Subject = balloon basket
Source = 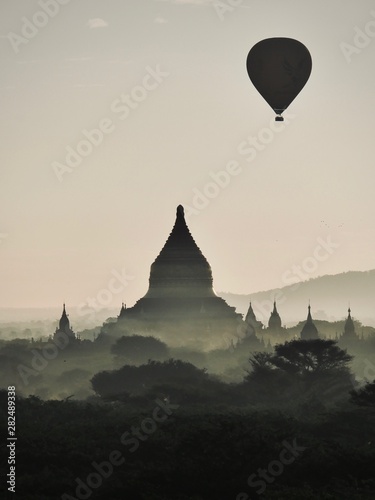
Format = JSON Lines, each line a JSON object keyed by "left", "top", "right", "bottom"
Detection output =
{"left": 275, "top": 116, "right": 284, "bottom": 122}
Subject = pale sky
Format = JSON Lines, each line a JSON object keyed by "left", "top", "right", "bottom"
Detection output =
{"left": 1, "top": 0, "right": 374, "bottom": 313}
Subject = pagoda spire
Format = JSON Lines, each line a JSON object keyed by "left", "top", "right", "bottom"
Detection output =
{"left": 343, "top": 306, "right": 356, "bottom": 338}
{"left": 59, "top": 303, "right": 69, "bottom": 331}
{"left": 300, "top": 303, "right": 319, "bottom": 340}
{"left": 245, "top": 302, "right": 256, "bottom": 322}
{"left": 158, "top": 205, "right": 200, "bottom": 252}
{"left": 268, "top": 300, "right": 282, "bottom": 329}
{"left": 307, "top": 304, "right": 312, "bottom": 322}
{"left": 144, "top": 205, "right": 216, "bottom": 299}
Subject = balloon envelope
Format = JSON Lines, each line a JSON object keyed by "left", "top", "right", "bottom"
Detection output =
{"left": 246, "top": 38, "right": 312, "bottom": 118}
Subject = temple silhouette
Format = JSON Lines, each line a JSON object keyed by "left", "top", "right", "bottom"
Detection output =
{"left": 106, "top": 205, "right": 249, "bottom": 347}
{"left": 89, "top": 205, "right": 368, "bottom": 351}
{"left": 53, "top": 303, "right": 77, "bottom": 343}
{"left": 338, "top": 307, "right": 363, "bottom": 348}
{"left": 300, "top": 304, "right": 319, "bottom": 340}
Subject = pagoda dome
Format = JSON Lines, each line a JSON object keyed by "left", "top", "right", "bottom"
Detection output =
{"left": 268, "top": 301, "right": 282, "bottom": 329}
{"left": 144, "top": 205, "right": 216, "bottom": 299}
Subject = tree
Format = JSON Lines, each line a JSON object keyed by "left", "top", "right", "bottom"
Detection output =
{"left": 110, "top": 335, "right": 170, "bottom": 365}
{"left": 350, "top": 380, "right": 375, "bottom": 407}
{"left": 245, "top": 352, "right": 276, "bottom": 379}
{"left": 271, "top": 339, "right": 353, "bottom": 375}
{"left": 244, "top": 340, "right": 354, "bottom": 406}
{"left": 91, "top": 359, "right": 209, "bottom": 399}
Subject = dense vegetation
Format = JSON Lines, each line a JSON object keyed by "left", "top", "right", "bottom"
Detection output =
{"left": 1, "top": 391, "right": 375, "bottom": 499}
{"left": 1, "top": 337, "right": 375, "bottom": 498}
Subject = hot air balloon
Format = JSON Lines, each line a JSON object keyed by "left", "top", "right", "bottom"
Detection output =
{"left": 246, "top": 38, "right": 312, "bottom": 121}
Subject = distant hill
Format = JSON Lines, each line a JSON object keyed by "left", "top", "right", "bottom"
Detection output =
{"left": 219, "top": 270, "right": 375, "bottom": 327}
{"left": 1, "top": 271, "right": 374, "bottom": 338}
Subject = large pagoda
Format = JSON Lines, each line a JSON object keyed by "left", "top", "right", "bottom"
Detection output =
{"left": 109, "top": 205, "right": 243, "bottom": 346}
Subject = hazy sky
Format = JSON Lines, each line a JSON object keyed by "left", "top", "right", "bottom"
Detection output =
{"left": 1, "top": 0, "right": 374, "bottom": 313}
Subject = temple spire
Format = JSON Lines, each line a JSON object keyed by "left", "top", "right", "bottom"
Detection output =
{"left": 245, "top": 301, "right": 263, "bottom": 336}
{"left": 245, "top": 302, "right": 256, "bottom": 322}
{"left": 268, "top": 300, "right": 282, "bottom": 329}
{"left": 176, "top": 204, "right": 184, "bottom": 218}
{"left": 343, "top": 306, "right": 356, "bottom": 339}
{"left": 59, "top": 303, "right": 69, "bottom": 330}
{"left": 56, "top": 303, "right": 75, "bottom": 340}
{"left": 307, "top": 304, "right": 312, "bottom": 322}
{"left": 144, "top": 205, "right": 215, "bottom": 299}
{"left": 300, "top": 303, "right": 319, "bottom": 340}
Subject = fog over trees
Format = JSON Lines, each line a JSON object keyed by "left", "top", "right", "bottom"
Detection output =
{"left": 1, "top": 307, "right": 375, "bottom": 500}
